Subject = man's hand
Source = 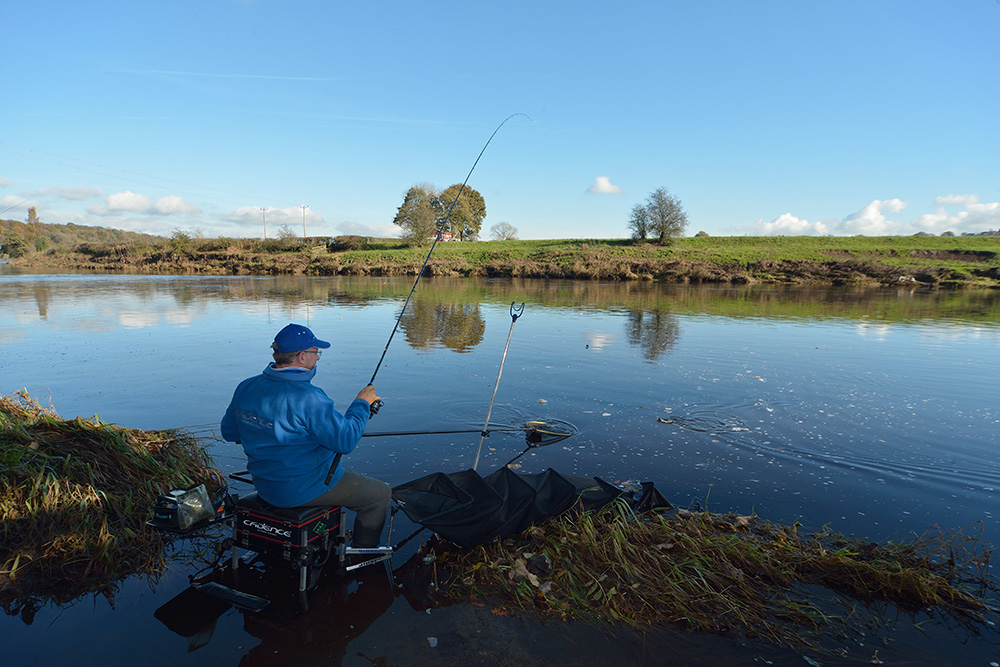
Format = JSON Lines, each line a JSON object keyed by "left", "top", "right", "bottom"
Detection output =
{"left": 356, "top": 384, "right": 380, "bottom": 406}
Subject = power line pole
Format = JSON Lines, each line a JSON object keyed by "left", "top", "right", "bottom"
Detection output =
{"left": 300, "top": 204, "right": 309, "bottom": 240}
{"left": 259, "top": 207, "right": 269, "bottom": 240}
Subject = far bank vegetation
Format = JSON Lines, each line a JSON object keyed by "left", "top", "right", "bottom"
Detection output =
{"left": 3, "top": 218, "right": 999, "bottom": 289}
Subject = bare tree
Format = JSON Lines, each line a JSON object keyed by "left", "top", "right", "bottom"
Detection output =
{"left": 627, "top": 203, "right": 650, "bottom": 240}
{"left": 490, "top": 221, "right": 518, "bottom": 241}
{"left": 645, "top": 187, "right": 687, "bottom": 243}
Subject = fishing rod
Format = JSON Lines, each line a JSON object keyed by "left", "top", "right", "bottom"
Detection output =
{"left": 472, "top": 302, "right": 524, "bottom": 471}
{"left": 364, "top": 426, "right": 530, "bottom": 438}
{"left": 365, "top": 112, "right": 528, "bottom": 399}
{"left": 323, "top": 113, "right": 527, "bottom": 486}
{"left": 364, "top": 417, "right": 576, "bottom": 445}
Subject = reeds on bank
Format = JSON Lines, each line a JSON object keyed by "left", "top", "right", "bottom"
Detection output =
{"left": 435, "top": 499, "right": 997, "bottom": 650}
{"left": 0, "top": 391, "right": 224, "bottom": 606}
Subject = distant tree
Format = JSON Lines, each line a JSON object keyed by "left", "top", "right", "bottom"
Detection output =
{"left": 1, "top": 233, "right": 28, "bottom": 258}
{"left": 437, "top": 184, "right": 486, "bottom": 241}
{"left": 169, "top": 228, "right": 191, "bottom": 255}
{"left": 277, "top": 223, "right": 297, "bottom": 240}
{"left": 695, "top": 230, "right": 710, "bottom": 237}
{"left": 393, "top": 183, "right": 439, "bottom": 243}
{"left": 645, "top": 187, "right": 687, "bottom": 243}
{"left": 490, "top": 221, "right": 518, "bottom": 241}
{"left": 328, "top": 235, "right": 370, "bottom": 251}
{"left": 627, "top": 203, "right": 651, "bottom": 240}
{"left": 27, "top": 207, "right": 40, "bottom": 226}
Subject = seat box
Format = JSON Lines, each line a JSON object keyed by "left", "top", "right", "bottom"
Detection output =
{"left": 234, "top": 492, "right": 341, "bottom": 562}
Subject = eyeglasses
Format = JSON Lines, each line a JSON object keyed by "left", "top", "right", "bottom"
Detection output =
{"left": 302, "top": 349, "right": 322, "bottom": 357}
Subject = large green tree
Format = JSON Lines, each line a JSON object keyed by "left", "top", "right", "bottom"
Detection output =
{"left": 392, "top": 183, "right": 439, "bottom": 243}
{"left": 393, "top": 183, "right": 487, "bottom": 242}
{"left": 436, "top": 184, "right": 486, "bottom": 241}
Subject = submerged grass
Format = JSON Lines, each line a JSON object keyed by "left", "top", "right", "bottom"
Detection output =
{"left": 0, "top": 391, "right": 224, "bottom": 607}
{"left": 432, "top": 500, "right": 997, "bottom": 651}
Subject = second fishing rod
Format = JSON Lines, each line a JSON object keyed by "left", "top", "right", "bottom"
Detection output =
{"left": 324, "top": 114, "right": 526, "bottom": 485}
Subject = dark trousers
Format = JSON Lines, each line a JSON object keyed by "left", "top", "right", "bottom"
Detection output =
{"left": 303, "top": 470, "right": 391, "bottom": 548}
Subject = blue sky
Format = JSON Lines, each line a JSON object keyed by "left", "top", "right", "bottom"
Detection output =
{"left": 2, "top": 1, "right": 998, "bottom": 240}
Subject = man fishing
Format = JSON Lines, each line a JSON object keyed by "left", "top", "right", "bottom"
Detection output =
{"left": 221, "top": 323, "right": 390, "bottom": 548}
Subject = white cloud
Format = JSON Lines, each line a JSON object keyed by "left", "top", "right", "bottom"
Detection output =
{"left": 0, "top": 176, "right": 11, "bottom": 188}
{"left": 152, "top": 195, "right": 200, "bottom": 215}
{"left": 750, "top": 195, "right": 999, "bottom": 237}
{"left": 933, "top": 194, "right": 979, "bottom": 207}
{"left": 338, "top": 219, "right": 396, "bottom": 237}
{"left": 221, "top": 205, "right": 325, "bottom": 232}
{"left": 753, "top": 213, "right": 832, "bottom": 236}
{"left": 88, "top": 190, "right": 152, "bottom": 215}
{"left": 841, "top": 199, "right": 908, "bottom": 235}
{"left": 221, "top": 205, "right": 276, "bottom": 227}
{"left": 1, "top": 196, "right": 44, "bottom": 220}
{"left": 87, "top": 190, "right": 201, "bottom": 218}
{"left": 586, "top": 176, "right": 623, "bottom": 194}
{"left": 28, "top": 186, "right": 104, "bottom": 201}
{"left": 914, "top": 200, "right": 1000, "bottom": 235}
{"left": 2, "top": 194, "right": 33, "bottom": 209}
{"left": 107, "top": 191, "right": 152, "bottom": 211}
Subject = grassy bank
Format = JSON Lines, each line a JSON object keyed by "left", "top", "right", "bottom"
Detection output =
{"left": 9, "top": 235, "right": 1000, "bottom": 288}
{"left": 417, "top": 501, "right": 998, "bottom": 655}
{"left": 0, "top": 392, "right": 224, "bottom": 610}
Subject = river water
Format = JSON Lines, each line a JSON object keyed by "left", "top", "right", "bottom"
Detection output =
{"left": 2, "top": 272, "right": 999, "bottom": 665}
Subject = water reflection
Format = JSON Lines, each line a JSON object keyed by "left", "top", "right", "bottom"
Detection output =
{"left": 624, "top": 309, "right": 680, "bottom": 359}
{"left": 33, "top": 284, "right": 50, "bottom": 318}
{"left": 5, "top": 275, "right": 1000, "bottom": 325}
{"left": 3, "top": 274, "right": 1000, "bottom": 665}
{"left": 155, "top": 562, "right": 397, "bottom": 665}
{"left": 399, "top": 300, "right": 485, "bottom": 352}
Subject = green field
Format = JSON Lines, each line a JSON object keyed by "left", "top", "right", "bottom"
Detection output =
{"left": 6, "top": 230, "right": 1000, "bottom": 288}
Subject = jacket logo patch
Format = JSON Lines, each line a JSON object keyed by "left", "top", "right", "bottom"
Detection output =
{"left": 236, "top": 408, "right": 273, "bottom": 431}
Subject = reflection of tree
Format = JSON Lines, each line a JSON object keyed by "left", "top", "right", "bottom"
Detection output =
{"left": 172, "top": 284, "right": 197, "bottom": 307}
{"left": 399, "top": 299, "right": 486, "bottom": 353}
{"left": 6, "top": 275, "right": 999, "bottom": 336}
{"left": 625, "top": 309, "right": 680, "bottom": 360}
{"left": 33, "top": 284, "right": 51, "bottom": 319}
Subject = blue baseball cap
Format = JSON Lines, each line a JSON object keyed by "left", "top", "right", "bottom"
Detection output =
{"left": 272, "top": 324, "right": 331, "bottom": 353}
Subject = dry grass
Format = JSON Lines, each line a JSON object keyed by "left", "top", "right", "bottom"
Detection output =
{"left": 430, "top": 500, "right": 997, "bottom": 650}
{"left": 0, "top": 391, "right": 224, "bottom": 607}
{"left": 14, "top": 235, "right": 1000, "bottom": 287}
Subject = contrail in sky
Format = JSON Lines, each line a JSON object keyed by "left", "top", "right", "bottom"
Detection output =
{"left": 118, "top": 69, "right": 340, "bottom": 82}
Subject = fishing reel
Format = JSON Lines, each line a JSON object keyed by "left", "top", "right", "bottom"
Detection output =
{"left": 369, "top": 399, "right": 383, "bottom": 419}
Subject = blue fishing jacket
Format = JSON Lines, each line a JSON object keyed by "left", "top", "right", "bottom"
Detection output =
{"left": 220, "top": 364, "right": 370, "bottom": 507}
